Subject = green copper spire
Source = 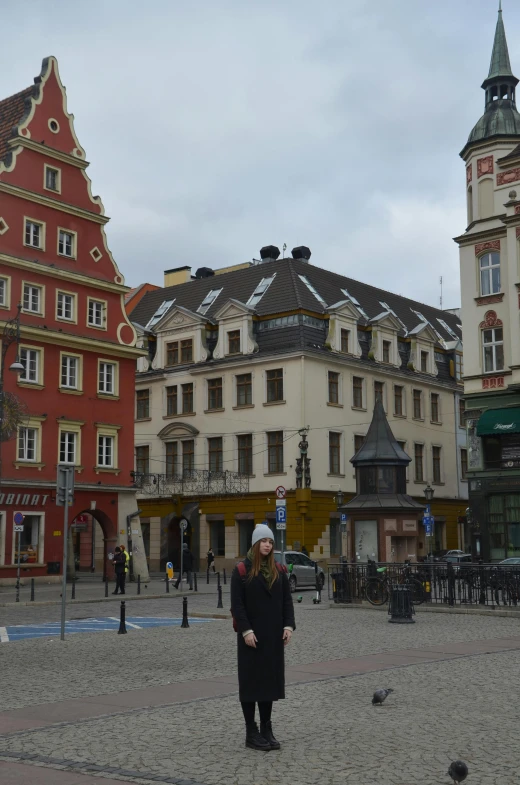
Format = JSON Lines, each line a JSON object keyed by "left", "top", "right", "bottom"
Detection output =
{"left": 487, "top": 2, "right": 513, "bottom": 80}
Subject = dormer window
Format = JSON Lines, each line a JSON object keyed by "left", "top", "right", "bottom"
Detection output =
{"left": 420, "top": 351, "right": 429, "bottom": 373}
{"left": 382, "top": 341, "right": 391, "bottom": 363}
{"left": 228, "top": 330, "right": 241, "bottom": 355}
{"left": 247, "top": 275, "right": 276, "bottom": 308}
{"left": 479, "top": 252, "right": 500, "bottom": 296}
{"left": 340, "top": 329, "right": 349, "bottom": 353}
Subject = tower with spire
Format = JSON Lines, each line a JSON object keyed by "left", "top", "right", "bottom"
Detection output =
{"left": 455, "top": 3, "right": 520, "bottom": 562}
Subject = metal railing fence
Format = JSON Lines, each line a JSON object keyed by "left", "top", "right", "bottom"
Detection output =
{"left": 328, "top": 561, "right": 520, "bottom": 609}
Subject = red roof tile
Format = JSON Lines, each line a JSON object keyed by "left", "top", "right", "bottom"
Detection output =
{"left": 0, "top": 86, "right": 34, "bottom": 163}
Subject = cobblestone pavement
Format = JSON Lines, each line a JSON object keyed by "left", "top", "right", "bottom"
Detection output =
{"left": 1, "top": 606, "right": 520, "bottom": 784}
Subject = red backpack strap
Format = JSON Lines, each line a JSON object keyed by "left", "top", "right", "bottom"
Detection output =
{"left": 237, "top": 561, "right": 247, "bottom": 577}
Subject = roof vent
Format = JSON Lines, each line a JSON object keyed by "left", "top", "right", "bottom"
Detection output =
{"left": 259, "top": 245, "right": 280, "bottom": 263}
{"left": 195, "top": 267, "right": 215, "bottom": 279}
{"left": 291, "top": 246, "right": 311, "bottom": 261}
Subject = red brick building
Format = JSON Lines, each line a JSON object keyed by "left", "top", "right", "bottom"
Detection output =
{"left": 0, "top": 57, "right": 144, "bottom": 582}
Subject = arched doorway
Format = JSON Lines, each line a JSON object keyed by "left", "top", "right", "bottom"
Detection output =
{"left": 71, "top": 508, "right": 117, "bottom": 580}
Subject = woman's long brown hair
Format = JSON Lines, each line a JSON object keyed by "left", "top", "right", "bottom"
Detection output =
{"left": 248, "top": 540, "right": 279, "bottom": 588}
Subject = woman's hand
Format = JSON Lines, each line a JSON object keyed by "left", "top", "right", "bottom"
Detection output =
{"left": 244, "top": 632, "right": 258, "bottom": 648}
{"left": 283, "top": 629, "right": 292, "bottom": 646}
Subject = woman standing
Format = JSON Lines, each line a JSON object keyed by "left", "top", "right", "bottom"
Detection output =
{"left": 207, "top": 547, "right": 216, "bottom": 573}
{"left": 230, "top": 524, "right": 295, "bottom": 751}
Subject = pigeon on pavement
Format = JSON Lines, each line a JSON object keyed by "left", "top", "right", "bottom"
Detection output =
{"left": 447, "top": 761, "right": 468, "bottom": 783}
{"left": 372, "top": 688, "right": 394, "bottom": 706}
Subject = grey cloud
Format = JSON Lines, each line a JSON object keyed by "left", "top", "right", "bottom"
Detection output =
{"left": 1, "top": 0, "right": 516, "bottom": 310}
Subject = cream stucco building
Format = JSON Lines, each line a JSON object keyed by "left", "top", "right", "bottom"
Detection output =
{"left": 129, "top": 246, "right": 467, "bottom": 572}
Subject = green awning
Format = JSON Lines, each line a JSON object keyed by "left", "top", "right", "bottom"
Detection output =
{"left": 477, "top": 408, "right": 520, "bottom": 436}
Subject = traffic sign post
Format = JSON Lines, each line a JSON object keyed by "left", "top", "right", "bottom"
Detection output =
{"left": 13, "top": 512, "right": 25, "bottom": 603}
{"left": 57, "top": 464, "right": 75, "bottom": 641}
{"left": 275, "top": 494, "right": 287, "bottom": 564}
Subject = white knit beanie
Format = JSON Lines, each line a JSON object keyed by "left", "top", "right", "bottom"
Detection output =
{"left": 251, "top": 523, "right": 275, "bottom": 547}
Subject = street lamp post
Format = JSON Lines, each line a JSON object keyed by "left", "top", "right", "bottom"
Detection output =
{"left": 0, "top": 305, "right": 25, "bottom": 602}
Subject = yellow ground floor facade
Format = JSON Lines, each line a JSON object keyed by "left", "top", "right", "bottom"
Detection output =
{"left": 137, "top": 490, "right": 467, "bottom": 573}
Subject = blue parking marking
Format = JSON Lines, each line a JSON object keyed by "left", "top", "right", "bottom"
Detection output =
{"left": 0, "top": 616, "right": 219, "bottom": 642}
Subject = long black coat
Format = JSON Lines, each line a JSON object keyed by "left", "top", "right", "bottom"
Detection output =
{"left": 231, "top": 559, "right": 296, "bottom": 703}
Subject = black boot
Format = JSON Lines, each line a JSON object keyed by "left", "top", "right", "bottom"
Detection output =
{"left": 260, "top": 721, "right": 280, "bottom": 750}
{"left": 245, "top": 722, "right": 271, "bottom": 751}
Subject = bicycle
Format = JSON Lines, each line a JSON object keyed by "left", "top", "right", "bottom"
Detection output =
{"left": 365, "top": 565, "right": 426, "bottom": 606}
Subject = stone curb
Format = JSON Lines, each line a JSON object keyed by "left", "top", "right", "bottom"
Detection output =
{"left": 329, "top": 600, "right": 520, "bottom": 618}
{"left": 0, "top": 592, "right": 230, "bottom": 609}
{"left": 0, "top": 753, "right": 207, "bottom": 785}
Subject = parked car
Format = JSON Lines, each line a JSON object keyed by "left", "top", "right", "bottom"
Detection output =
{"left": 498, "top": 557, "right": 520, "bottom": 566}
{"left": 442, "top": 553, "right": 473, "bottom": 574}
{"left": 274, "top": 550, "right": 325, "bottom": 592}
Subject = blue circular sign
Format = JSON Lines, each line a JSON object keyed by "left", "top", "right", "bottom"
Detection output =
{"left": 13, "top": 512, "right": 24, "bottom": 524}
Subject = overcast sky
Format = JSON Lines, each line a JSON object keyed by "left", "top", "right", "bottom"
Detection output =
{"left": 1, "top": 0, "right": 516, "bottom": 309}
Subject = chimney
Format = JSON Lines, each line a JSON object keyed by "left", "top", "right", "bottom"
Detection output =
{"left": 164, "top": 266, "right": 192, "bottom": 286}
{"left": 259, "top": 245, "right": 281, "bottom": 263}
{"left": 291, "top": 246, "right": 311, "bottom": 262}
{"left": 195, "top": 267, "right": 215, "bottom": 279}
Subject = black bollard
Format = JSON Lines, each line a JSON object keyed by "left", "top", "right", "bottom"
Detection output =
{"left": 206, "top": 568, "right": 210, "bottom": 585}
{"left": 194, "top": 572, "right": 198, "bottom": 592}
{"left": 105, "top": 578, "right": 108, "bottom": 598}
{"left": 30, "top": 578, "right": 35, "bottom": 602}
{"left": 217, "top": 571, "right": 221, "bottom": 588}
{"left": 223, "top": 569, "right": 227, "bottom": 585}
{"left": 71, "top": 580, "right": 76, "bottom": 600}
{"left": 118, "top": 600, "right": 127, "bottom": 634}
{"left": 181, "top": 596, "right": 190, "bottom": 628}
{"left": 137, "top": 574, "right": 141, "bottom": 595}
{"left": 217, "top": 584, "right": 223, "bottom": 609}
{"left": 165, "top": 574, "right": 170, "bottom": 593}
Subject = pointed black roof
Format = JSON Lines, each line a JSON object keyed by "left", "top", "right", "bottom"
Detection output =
{"left": 351, "top": 399, "right": 411, "bottom": 467}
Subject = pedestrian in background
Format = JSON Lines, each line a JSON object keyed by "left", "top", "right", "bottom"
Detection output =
{"left": 120, "top": 544, "right": 130, "bottom": 576}
{"left": 230, "top": 524, "right": 295, "bottom": 752}
{"left": 112, "top": 546, "right": 126, "bottom": 595}
{"left": 174, "top": 543, "right": 194, "bottom": 590}
{"left": 207, "top": 547, "right": 216, "bottom": 573}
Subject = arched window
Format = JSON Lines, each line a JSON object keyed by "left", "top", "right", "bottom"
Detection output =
{"left": 479, "top": 252, "right": 500, "bottom": 295}
{"left": 478, "top": 178, "right": 494, "bottom": 218}
{"left": 467, "top": 185, "right": 473, "bottom": 224}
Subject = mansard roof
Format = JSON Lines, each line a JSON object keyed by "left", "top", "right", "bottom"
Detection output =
{"left": 131, "top": 256, "right": 462, "bottom": 346}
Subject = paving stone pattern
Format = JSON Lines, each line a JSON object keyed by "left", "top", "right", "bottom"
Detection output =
{"left": 1, "top": 603, "right": 520, "bottom": 783}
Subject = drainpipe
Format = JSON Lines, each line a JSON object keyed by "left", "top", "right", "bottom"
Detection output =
{"left": 127, "top": 509, "right": 142, "bottom": 582}
{"left": 454, "top": 394, "right": 462, "bottom": 549}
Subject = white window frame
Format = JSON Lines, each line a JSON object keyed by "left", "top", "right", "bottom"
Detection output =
{"left": 15, "top": 417, "right": 45, "bottom": 465}
{"left": 479, "top": 252, "right": 500, "bottom": 296}
{"left": 56, "top": 290, "right": 77, "bottom": 323}
{"left": 57, "top": 228, "right": 77, "bottom": 259}
{"left": 482, "top": 327, "right": 504, "bottom": 373}
{"left": 98, "top": 359, "right": 119, "bottom": 397}
{"left": 22, "top": 281, "right": 44, "bottom": 316}
{"left": 327, "top": 369, "right": 342, "bottom": 406}
{"left": 60, "top": 352, "right": 82, "bottom": 391}
{"left": 95, "top": 423, "right": 120, "bottom": 472}
{"left": 18, "top": 426, "right": 38, "bottom": 462}
{"left": 44, "top": 164, "right": 61, "bottom": 193}
{"left": 19, "top": 345, "right": 43, "bottom": 386}
{"left": 59, "top": 431, "right": 77, "bottom": 465}
{"left": 98, "top": 435, "right": 114, "bottom": 468}
{"left": 0, "top": 275, "right": 11, "bottom": 309}
{"left": 87, "top": 297, "right": 107, "bottom": 330}
{"left": 24, "top": 218, "right": 45, "bottom": 250}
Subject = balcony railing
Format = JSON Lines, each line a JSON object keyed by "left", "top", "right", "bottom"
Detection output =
{"left": 133, "top": 470, "right": 250, "bottom": 498}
